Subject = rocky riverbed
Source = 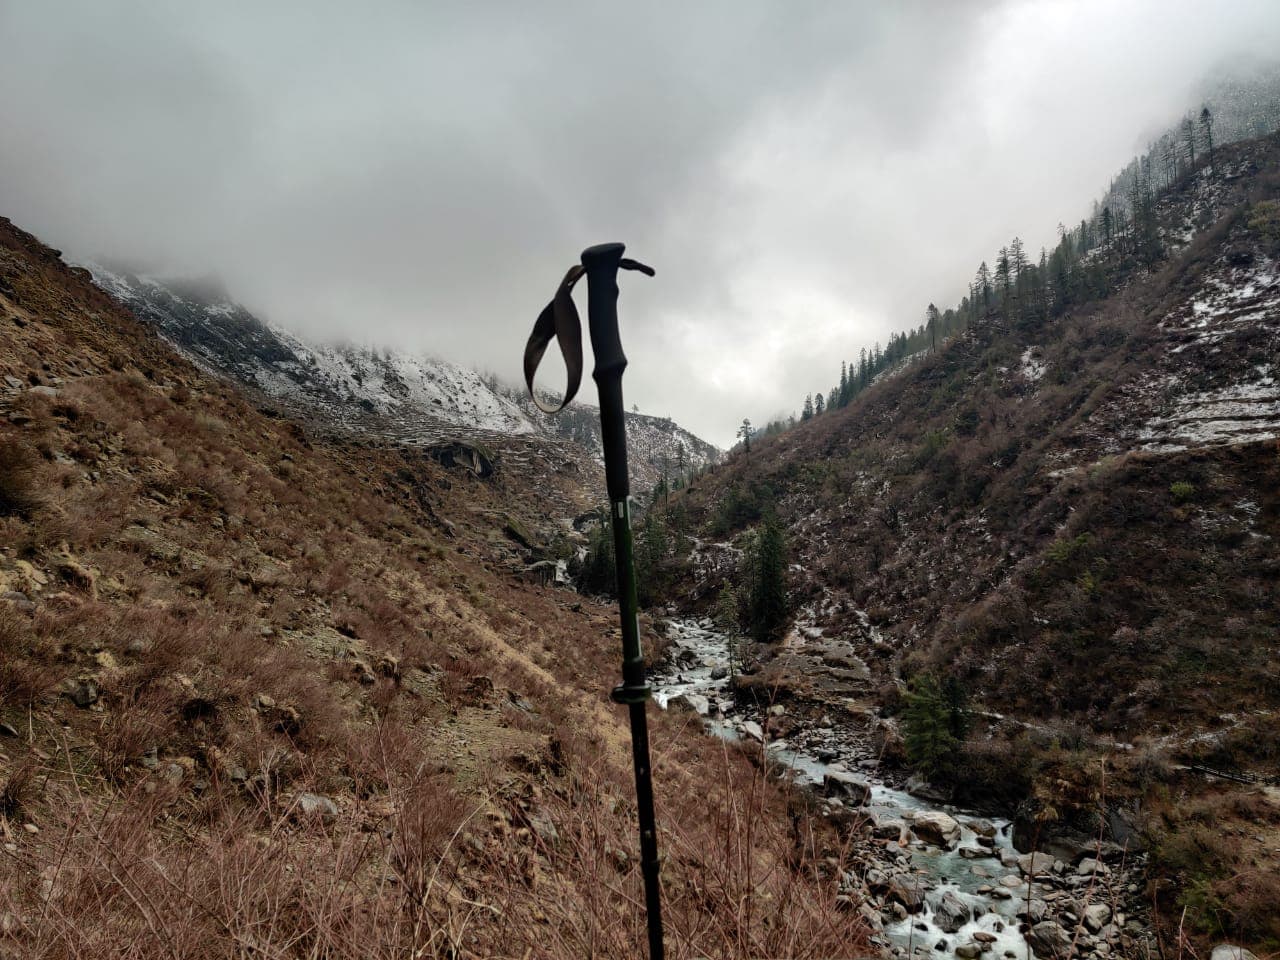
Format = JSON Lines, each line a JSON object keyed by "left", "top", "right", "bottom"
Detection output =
{"left": 652, "top": 618, "right": 1158, "bottom": 960}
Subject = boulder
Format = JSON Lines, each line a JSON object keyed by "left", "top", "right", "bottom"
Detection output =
{"left": 933, "top": 890, "right": 970, "bottom": 934}
{"left": 871, "top": 816, "right": 906, "bottom": 840}
{"left": 1083, "top": 903, "right": 1112, "bottom": 933}
{"left": 962, "top": 816, "right": 998, "bottom": 838}
{"left": 823, "top": 771, "right": 871, "bottom": 805}
{"left": 886, "top": 874, "right": 928, "bottom": 913}
{"left": 954, "top": 945, "right": 982, "bottom": 959}
{"left": 1076, "top": 857, "right": 1110, "bottom": 877}
{"left": 1210, "top": 948, "right": 1259, "bottom": 960}
{"left": 295, "top": 792, "right": 339, "bottom": 822}
{"left": 1018, "top": 851, "right": 1055, "bottom": 876}
{"left": 911, "top": 810, "right": 961, "bottom": 847}
{"left": 1029, "top": 921, "right": 1071, "bottom": 957}
{"left": 1016, "top": 898, "right": 1048, "bottom": 923}
{"left": 668, "top": 693, "right": 710, "bottom": 716}
{"left": 740, "top": 720, "right": 764, "bottom": 741}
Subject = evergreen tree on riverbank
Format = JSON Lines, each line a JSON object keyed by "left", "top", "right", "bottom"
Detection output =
{"left": 745, "top": 511, "right": 789, "bottom": 642}
{"left": 902, "top": 674, "right": 968, "bottom": 780}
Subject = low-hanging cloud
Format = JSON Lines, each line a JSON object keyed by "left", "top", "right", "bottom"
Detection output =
{"left": 1, "top": 0, "right": 1278, "bottom": 446}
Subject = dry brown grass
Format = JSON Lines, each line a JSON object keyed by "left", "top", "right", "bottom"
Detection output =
{"left": 0, "top": 214, "right": 874, "bottom": 957}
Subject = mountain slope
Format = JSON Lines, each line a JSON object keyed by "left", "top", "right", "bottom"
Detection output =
{"left": 82, "top": 264, "right": 718, "bottom": 491}
{"left": 670, "top": 132, "right": 1280, "bottom": 948}
{"left": 0, "top": 216, "right": 861, "bottom": 958}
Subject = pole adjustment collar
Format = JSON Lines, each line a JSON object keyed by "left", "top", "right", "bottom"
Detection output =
{"left": 610, "top": 682, "right": 652, "bottom": 705}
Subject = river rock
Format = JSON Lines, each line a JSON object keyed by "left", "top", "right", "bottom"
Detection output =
{"left": 669, "top": 693, "right": 710, "bottom": 716}
{"left": 740, "top": 720, "right": 764, "bottom": 741}
{"left": 904, "top": 774, "right": 949, "bottom": 803}
{"left": 934, "top": 890, "right": 970, "bottom": 933}
{"left": 1029, "top": 921, "right": 1071, "bottom": 956}
{"left": 962, "top": 816, "right": 998, "bottom": 838}
{"left": 1210, "top": 948, "right": 1259, "bottom": 960}
{"left": 872, "top": 815, "right": 907, "bottom": 840}
{"left": 911, "top": 810, "right": 960, "bottom": 847}
{"left": 1077, "top": 857, "right": 1109, "bottom": 876}
{"left": 710, "top": 667, "right": 728, "bottom": 680}
{"left": 1017, "top": 898, "right": 1048, "bottom": 923}
{"left": 886, "top": 874, "right": 928, "bottom": 913}
{"left": 954, "top": 945, "right": 982, "bottom": 959}
{"left": 1083, "top": 903, "right": 1112, "bottom": 933}
{"left": 823, "top": 771, "right": 870, "bottom": 805}
{"left": 1018, "top": 851, "right": 1055, "bottom": 876}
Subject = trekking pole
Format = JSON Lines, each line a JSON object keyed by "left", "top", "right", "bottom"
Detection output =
{"left": 523, "top": 242, "right": 663, "bottom": 960}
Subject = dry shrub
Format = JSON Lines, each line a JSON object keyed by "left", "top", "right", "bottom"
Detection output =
{"left": 474, "top": 736, "right": 871, "bottom": 959}
{"left": 0, "top": 434, "right": 42, "bottom": 517}
{"left": 0, "top": 604, "right": 62, "bottom": 705}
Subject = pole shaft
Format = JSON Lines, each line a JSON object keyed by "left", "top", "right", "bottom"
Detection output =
{"left": 582, "top": 242, "right": 664, "bottom": 960}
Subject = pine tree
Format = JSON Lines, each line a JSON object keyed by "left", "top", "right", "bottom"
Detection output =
{"left": 975, "top": 262, "right": 992, "bottom": 312}
{"left": 1183, "top": 114, "right": 1197, "bottom": 169}
{"left": 814, "top": 392, "right": 825, "bottom": 415}
{"left": 1009, "top": 237, "right": 1028, "bottom": 288}
{"left": 926, "top": 302, "right": 940, "bottom": 351}
{"left": 1200, "top": 106, "right": 1215, "bottom": 175}
{"left": 801, "top": 395, "right": 813, "bottom": 421}
{"left": 746, "top": 512, "right": 788, "bottom": 642}
{"left": 838, "top": 362, "right": 849, "bottom": 406}
{"left": 902, "top": 674, "right": 963, "bottom": 781}
{"left": 737, "top": 418, "right": 752, "bottom": 454}
{"left": 713, "top": 580, "right": 743, "bottom": 675}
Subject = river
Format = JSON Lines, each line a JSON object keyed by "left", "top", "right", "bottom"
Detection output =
{"left": 650, "top": 617, "right": 1128, "bottom": 960}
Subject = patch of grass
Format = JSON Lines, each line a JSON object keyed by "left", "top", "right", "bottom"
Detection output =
{"left": 0, "top": 435, "right": 42, "bottom": 517}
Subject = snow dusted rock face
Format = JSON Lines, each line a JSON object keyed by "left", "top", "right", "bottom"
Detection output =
{"left": 1080, "top": 238, "right": 1280, "bottom": 458}
{"left": 83, "top": 263, "right": 537, "bottom": 439}
{"left": 81, "top": 264, "right": 718, "bottom": 486}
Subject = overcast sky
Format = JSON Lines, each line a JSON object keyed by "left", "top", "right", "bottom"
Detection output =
{"left": 2, "top": 1, "right": 1279, "bottom": 446}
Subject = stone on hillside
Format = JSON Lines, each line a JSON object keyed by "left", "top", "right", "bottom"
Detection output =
{"left": 823, "top": 770, "right": 870, "bottom": 805}
{"left": 295, "top": 792, "right": 339, "bottom": 822}
{"left": 1083, "top": 903, "right": 1112, "bottom": 933}
{"left": 65, "top": 678, "right": 99, "bottom": 709}
{"left": 669, "top": 693, "right": 710, "bottom": 716}
{"left": 528, "top": 810, "right": 560, "bottom": 847}
{"left": 1210, "top": 948, "right": 1259, "bottom": 960}
{"left": 934, "top": 890, "right": 970, "bottom": 933}
{"left": 911, "top": 810, "right": 961, "bottom": 847}
{"left": 28, "top": 385, "right": 59, "bottom": 399}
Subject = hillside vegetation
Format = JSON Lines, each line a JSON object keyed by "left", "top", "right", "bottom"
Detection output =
{"left": 667, "top": 133, "right": 1280, "bottom": 950}
{"left": 0, "top": 217, "right": 865, "bottom": 959}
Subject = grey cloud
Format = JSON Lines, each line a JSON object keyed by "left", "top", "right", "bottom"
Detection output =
{"left": 1, "top": 1, "right": 1278, "bottom": 446}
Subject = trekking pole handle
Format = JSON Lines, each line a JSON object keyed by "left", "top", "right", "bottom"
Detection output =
{"left": 581, "top": 242, "right": 653, "bottom": 502}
